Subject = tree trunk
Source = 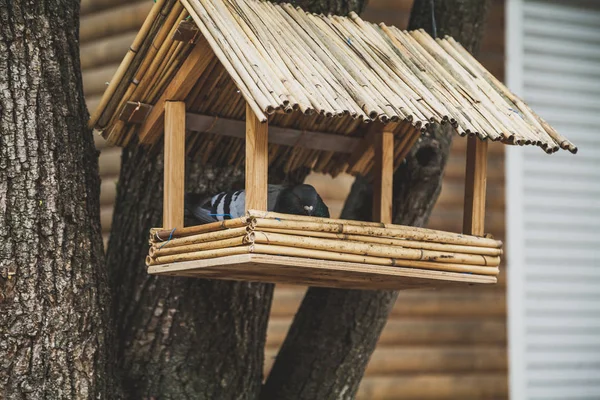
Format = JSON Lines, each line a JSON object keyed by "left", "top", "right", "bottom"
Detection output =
{"left": 0, "top": 1, "right": 116, "bottom": 398}
{"left": 261, "top": 1, "right": 491, "bottom": 399}
{"left": 107, "top": 147, "right": 272, "bottom": 398}
{"left": 106, "top": 1, "right": 366, "bottom": 398}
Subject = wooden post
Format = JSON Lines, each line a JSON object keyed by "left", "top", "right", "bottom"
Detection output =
{"left": 245, "top": 103, "right": 268, "bottom": 212}
{"left": 163, "top": 101, "right": 186, "bottom": 229}
{"left": 463, "top": 137, "right": 488, "bottom": 236}
{"left": 373, "top": 130, "right": 394, "bottom": 224}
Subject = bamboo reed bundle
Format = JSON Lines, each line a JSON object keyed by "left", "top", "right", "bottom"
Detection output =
{"left": 91, "top": 0, "right": 576, "bottom": 178}
{"left": 251, "top": 244, "right": 499, "bottom": 276}
{"left": 146, "top": 238, "right": 499, "bottom": 277}
{"left": 150, "top": 235, "right": 248, "bottom": 258}
{"left": 89, "top": 0, "right": 169, "bottom": 129}
{"left": 153, "top": 216, "right": 249, "bottom": 240}
{"left": 255, "top": 227, "right": 502, "bottom": 256}
{"left": 247, "top": 210, "right": 502, "bottom": 248}
{"left": 146, "top": 211, "right": 503, "bottom": 284}
{"left": 152, "top": 209, "right": 502, "bottom": 250}
{"left": 249, "top": 231, "right": 500, "bottom": 266}
{"left": 147, "top": 245, "right": 249, "bottom": 266}
{"left": 151, "top": 226, "right": 249, "bottom": 249}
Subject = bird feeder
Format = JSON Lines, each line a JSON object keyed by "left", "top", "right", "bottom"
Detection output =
{"left": 90, "top": 0, "right": 576, "bottom": 290}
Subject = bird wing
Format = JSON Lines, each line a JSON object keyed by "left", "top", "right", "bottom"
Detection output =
{"left": 185, "top": 193, "right": 219, "bottom": 224}
{"left": 186, "top": 184, "right": 285, "bottom": 225}
{"left": 231, "top": 185, "right": 283, "bottom": 216}
{"left": 267, "top": 185, "right": 284, "bottom": 211}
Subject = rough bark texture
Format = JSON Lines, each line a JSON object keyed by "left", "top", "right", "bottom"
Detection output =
{"left": 0, "top": 1, "right": 115, "bottom": 399}
{"left": 261, "top": 1, "right": 491, "bottom": 399}
{"left": 106, "top": 0, "right": 366, "bottom": 397}
{"left": 107, "top": 145, "right": 273, "bottom": 399}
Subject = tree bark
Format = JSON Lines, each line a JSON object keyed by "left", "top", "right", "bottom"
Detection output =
{"left": 261, "top": 1, "right": 491, "bottom": 399}
{"left": 0, "top": 1, "right": 116, "bottom": 398}
{"left": 106, "top": 1, "right": 366, "bottom": 398}
{"left": 107, "top": 147, "right": 273, "bottom": 399}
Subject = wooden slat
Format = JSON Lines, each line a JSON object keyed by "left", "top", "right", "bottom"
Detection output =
{"left": 245, "top": 104, "right": 268, "bottom": 212}
{"left": 82, "top": 63, "right": 118, "bottom": 97}
{"left": 102, "top": 233, "right": 110, "bottom": 249}
{"left": 366, "top": 345, "right": 507, "bottom": 374}
{"left": 100, "top": 205, "right": 114, "bottom": 233}
{"left": 80, "top": 31, "right": 137, "bottom": 69}
{"left": 163, "top": 101, "right": 186, "bottom": 229}
{"left": 373, "top": 130, "right": 394, "bottom": 223}
{"left": 265, "top": 346, "right": 507, "bottom": 375}
{"left": 100, "top": 178, "right": 118, "bottom": 206}
{"left": 98, "top": 147, "right": 122, "bottom": 176}
{"left": 87, "top": 96, "right": 103, "bottom": 117}
{"left": 443, "top": 152, "right": 504, "bottom": 183}
{"left": 357, "top": 374, "right": 508, "bottom": 399}
{"left": 270, "top": 288, "right": 506, "bottom": 318}
{"left": 463, "top": 137, "right": 488, "bottom": 235}
{"left": 138, "top": 38, "right": 214, "bottom": 144}
{"left": 430, "top": 209, "right": 504, "bottom": 233}
{"left": 81, "top": 0, "right": 143, "bottom": 16}
{"left": 148, "top": 254, "right": 497, "bottom": 290}
{"left": 79, "top": 2, "right": 151, "bottom": 43}
{"left": 186, "top": 113, "right": 360, "bottom": 153}
{"left": 266, "top": 317, "right": 506, "bottom": 348}
{"left": 437, "top": 182, "right": 504, "bottom": 211}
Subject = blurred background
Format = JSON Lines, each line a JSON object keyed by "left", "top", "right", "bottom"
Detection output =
{"left": 82, "top": 0, "right": 599, "bottom": 398}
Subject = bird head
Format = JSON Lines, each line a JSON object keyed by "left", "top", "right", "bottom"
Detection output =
{"left": 275, "top": 184, "right": 330, "bottom": 218}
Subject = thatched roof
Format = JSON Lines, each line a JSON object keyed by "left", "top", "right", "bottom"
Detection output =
{"left": 90, "top": 0, "right": 576, "bottom": 176}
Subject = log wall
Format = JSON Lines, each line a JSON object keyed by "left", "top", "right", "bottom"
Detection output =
{"left": 82, "top": 0, "right": 507, "bottom": 397}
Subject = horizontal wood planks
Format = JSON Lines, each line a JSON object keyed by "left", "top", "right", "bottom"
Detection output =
{"left": 148, "top": 254, "right": 497, "bottom": 290}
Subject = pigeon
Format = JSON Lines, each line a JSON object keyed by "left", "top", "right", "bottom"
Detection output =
{"left": 185, "top": 184, "right": 330, "bottom": 224}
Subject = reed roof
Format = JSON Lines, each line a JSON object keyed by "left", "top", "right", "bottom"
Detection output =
{"left": 90, "top": 0, "right": 576, "bottom": 176}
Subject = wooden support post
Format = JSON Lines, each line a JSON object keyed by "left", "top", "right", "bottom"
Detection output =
{"left": 373, "top": 130, "right": 394, "bottom": 224}
{"left": 245, "top": 103, "right": 268, "bottom": 212}
{"left": 163, "top": 101, "right": 186, "bottom": 229}
{"left": 463, "top": 137, "right": 488, "bottom": 236}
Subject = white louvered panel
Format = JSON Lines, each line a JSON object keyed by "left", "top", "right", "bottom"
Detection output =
{"left": 524, "top": 72, "right": 600, "bottom": 96}
{"left": 526, "top": 317, "right": 600, "bottom": 332}
{"left": 507, "top": 1, "right": 600, "bottom": 399}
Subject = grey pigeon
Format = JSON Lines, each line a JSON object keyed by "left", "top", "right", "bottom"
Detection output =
{"left": 185, "top": 184, "right": 330, "bottom": 224}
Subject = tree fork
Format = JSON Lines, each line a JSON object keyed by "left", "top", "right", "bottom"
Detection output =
{"left": 261, "top": 1, "right": 492, "bottom": 398}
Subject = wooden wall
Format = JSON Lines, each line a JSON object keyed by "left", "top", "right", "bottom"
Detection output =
{"left": 81, "top": 0, "right": 508, "bottom": 398}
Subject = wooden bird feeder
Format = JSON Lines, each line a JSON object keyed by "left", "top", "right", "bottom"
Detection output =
{"left": 90, "top": 0, "right": 576, "bottom": 290}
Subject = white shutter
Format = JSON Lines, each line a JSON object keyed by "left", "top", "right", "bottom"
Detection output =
{"left": 506, "top": 0, "right": 600, "bottom": 399}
